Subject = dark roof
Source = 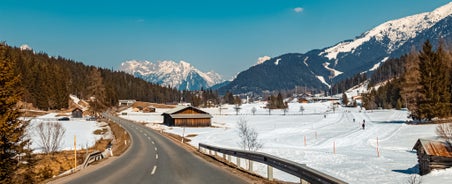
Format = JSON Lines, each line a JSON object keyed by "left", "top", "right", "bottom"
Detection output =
{"left": 413, "top": 139, "right": 452, "bottom": 157}
{"left": 72, "top": 108, "right": 83, "bottom": 112}
{"left": 163, "top": 106, "right": 191, "bottom": 114}
{"left": 162, "top": 106, "right": 212, "bottom": 119}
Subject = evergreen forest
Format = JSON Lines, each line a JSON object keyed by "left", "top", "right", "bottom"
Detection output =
{"left": 2, "top": 43, "right": 197, "bottom": 110}
{"left": 362, "top": 40, "right": 452, "bottom": 121}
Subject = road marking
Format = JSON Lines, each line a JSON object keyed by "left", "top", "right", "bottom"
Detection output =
{"left": 156, "top": 154, "right": 158, "bottom": 160}
{"left": 154, "top": 147, "right": 157, "bottom": 151}
{"left": 151, "top": 165, "right": 157, "bottom": 175}
{"left": 148, "top": 137, "right": 151, "bottom": 140}
{"left": 151, "top": 141, "right": 155, "bottom": 145}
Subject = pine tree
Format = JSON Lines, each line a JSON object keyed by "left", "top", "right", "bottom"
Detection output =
{"left": 417, "top": 40, "right": 450, "bottom": 120}
{"left": 401, "top": 48, "right": 421, "bottom": 119}
{"left": 0, "top": 43, "right": 30, "bottom": 183}
{"left": 86, "top": 68, "right": 107, "bottom": 116}
{"left": 417, "top": 41, "right": 435, "bottom": 120}
{"left": 435, "top": 43, "right": 451, "bottom": 118}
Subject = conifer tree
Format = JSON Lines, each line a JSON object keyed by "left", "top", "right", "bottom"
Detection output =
{"left": 86, "top": 68, "right": 107, "bottom": 116}
{"left": 401, "top": 48, "right": 421, "bottom": 119}
{"left": 434, "top": 43, "right": 451, "bottom": 118}
{"left": 0, "top": 44, "right": 30, "bottom": 183}
{"left": 417, "top": 40, "right": 436, "bottom": 120}
{"left": 417, "top": 40, "right": 450, "bottom": 120}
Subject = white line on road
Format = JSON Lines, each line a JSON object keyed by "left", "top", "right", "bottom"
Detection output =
{"left": 148, "top": 137, "right": 151, "bottom": 140}
{"left": 156, "top": 154, "right": 158, "bottom": 160}
{"left": 151, "top": 141, "right": 155, "bottom": 145}
{"left": 154, "top": 147, "right": 157, "bottom": 151}
{"left": 151, "top": 165, "right": 157, "bottom": 175}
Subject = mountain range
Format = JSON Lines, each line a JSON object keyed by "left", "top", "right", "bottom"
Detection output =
{"left": 119, "top": 2, "right": 452, "bottom": 94}
{"left": 119, "top": 60, "right": 224, "bottom": 91}
{"left": 219, "top": 1, "right": 452, "bottom": 94}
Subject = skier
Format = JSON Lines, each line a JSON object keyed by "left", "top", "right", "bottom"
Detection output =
{"left": 362, "top": 120, "right": 365, "bottom": 130}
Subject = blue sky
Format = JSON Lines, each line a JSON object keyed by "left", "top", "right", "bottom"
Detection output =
{"left": 1, "top": 0, "right": 451, "bottom": 79}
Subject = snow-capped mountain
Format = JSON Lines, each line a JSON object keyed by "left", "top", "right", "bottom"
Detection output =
{"left": 119, "top": 60, "right": 224, "bottom": 91}
{"left": 321, "top": 3, "right": 452, "bottom": 60}
{"left": 219, "top": 2, "right": 452, "bottom": 94}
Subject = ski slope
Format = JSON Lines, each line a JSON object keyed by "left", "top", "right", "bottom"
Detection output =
{"left": 120, "top": 101, "right": 449, "bottom": 183}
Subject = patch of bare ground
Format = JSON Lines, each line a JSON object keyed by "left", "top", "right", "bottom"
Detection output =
{"left": 132, "top": 101, "right": 176, "bottom": 109}
{"left": 406, "top": 118, "right": 452, "bottom": 125}
{"left": 40, "top": 118, "right": 130, "bottom": 183}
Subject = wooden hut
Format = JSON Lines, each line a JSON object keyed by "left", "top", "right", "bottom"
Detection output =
{"left": 162, "top": 106, "right": 212, "bottom": 127}
{"left": 71, "top": 108, "right": 83, "bottom": 118}
{"left": 412, "top": 139, "right": 452, "bottom": 175}
{"left": 143, "top": 106, "right": 156, "bottom": 113}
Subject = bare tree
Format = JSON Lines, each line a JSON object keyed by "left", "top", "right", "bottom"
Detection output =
{"left": 237, "top": 118, "right": 263, "bottom": 151}
{"left": 251, "top": 107, "right": 257, "bottom": 115}
{"left": 436, "top": 123, "right": 452, "bottom": 145}
{"left": 407, "top": 174, "right": 422, "bottom": 184}
{"left": 33, "top": 122, "right": 66, "bottom": 154}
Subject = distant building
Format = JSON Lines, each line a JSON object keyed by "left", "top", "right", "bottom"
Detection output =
{"left": 162, "top": 106, "right": 212, "bottom": 127}
{"left": 118, "top": 100, "right": 136, "bottom": 106}
{"left": 412, "top": 138, "right": 452, "bottom": 175}
{"left": 72, "top": 108, "right": 83, "bottom": 118}
{"left": 143, "top": 106, "right": 156, "bottom": 113}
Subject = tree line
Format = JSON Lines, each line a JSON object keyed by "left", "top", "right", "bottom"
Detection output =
{"left": 4, "top": 43, "right": 187, "bottom": 110}
{"left": 363, "top": 40, "right": 452, "bottom": 121}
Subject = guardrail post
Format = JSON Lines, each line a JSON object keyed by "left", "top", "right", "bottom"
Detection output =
{"left": 248, "top": 160, "right": 253, "bottom": 172}
{"left": 227, "top": 155, "right": 231, "bottom": 162}
{"left": 222, "top": 153, "right": 226, "bottom": 160}
{"left": 300, "top": 178, "right": 309, "bottom": 184}
{"left": 267, "top": 166, "right": 273, "bottom": 181}
{"left": 237, "top": 157, "right": 241, "bottom": 168}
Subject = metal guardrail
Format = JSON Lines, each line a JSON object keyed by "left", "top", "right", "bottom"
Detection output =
{"left": 82, "top": 151, "right": 104, "bottom": 168}
{"left": 198, "top": 143, "right": 347, "bottom": 184}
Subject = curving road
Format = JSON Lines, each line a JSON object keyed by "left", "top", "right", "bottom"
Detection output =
{"left": 55, "top": 114, "right": 247, "bottom": 184}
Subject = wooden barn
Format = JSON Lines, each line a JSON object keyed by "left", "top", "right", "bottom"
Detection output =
{"left": 412, "top": 139, "right": 452, "bottom": 175}
{"left": 72, "top": 108, "right": 83, "bottom": 118}
{"left": 162, "top": 106, "right": 212, "bottom": 127}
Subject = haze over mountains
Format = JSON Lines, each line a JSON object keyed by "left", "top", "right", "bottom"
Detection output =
{"left": 120, "top": 2, "right": 452, "bottom": 94}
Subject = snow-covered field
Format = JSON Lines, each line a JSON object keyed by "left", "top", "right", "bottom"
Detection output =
{"left": 119, "top": 101, "right": 451, "bottom": 184}
{"left": 27, "top": 113, "right": 111, "bottom": 153}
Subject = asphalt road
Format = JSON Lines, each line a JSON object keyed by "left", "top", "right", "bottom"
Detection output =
{"left": 59, "top": 114, "right": 248, "bottom": 184}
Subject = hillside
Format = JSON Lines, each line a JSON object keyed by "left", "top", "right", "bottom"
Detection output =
{"left": 5, "top": 43, "right": 182, "bottom": 110}
{"left": 219, "top": 2, "right": 452, "bottom": 94}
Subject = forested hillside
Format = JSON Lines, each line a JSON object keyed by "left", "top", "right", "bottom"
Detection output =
{"left": 4, "top": 43, "right": 182, "bottom": 110}
{"left": 363, "top": 40, "right": 452, "bottom": 121}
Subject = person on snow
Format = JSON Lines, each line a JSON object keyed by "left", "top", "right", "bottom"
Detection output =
{"left": 362, "top": 120, "right": 365, "bottom": 130}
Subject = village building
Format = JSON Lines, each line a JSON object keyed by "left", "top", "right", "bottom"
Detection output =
{"left": 118, "top": 99, "right": 136, "bottom": 106}
{"left": 71, "top": 108, "right": 83, "bottom": 118}
{"left": 162, "top": 106, "right": 212, "bottom": 127}
{"left": 412, "top": 138, "right": 452, "bottom": 175}
{"left": 143, "top": 106, "right": 156, "bottom": 113}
